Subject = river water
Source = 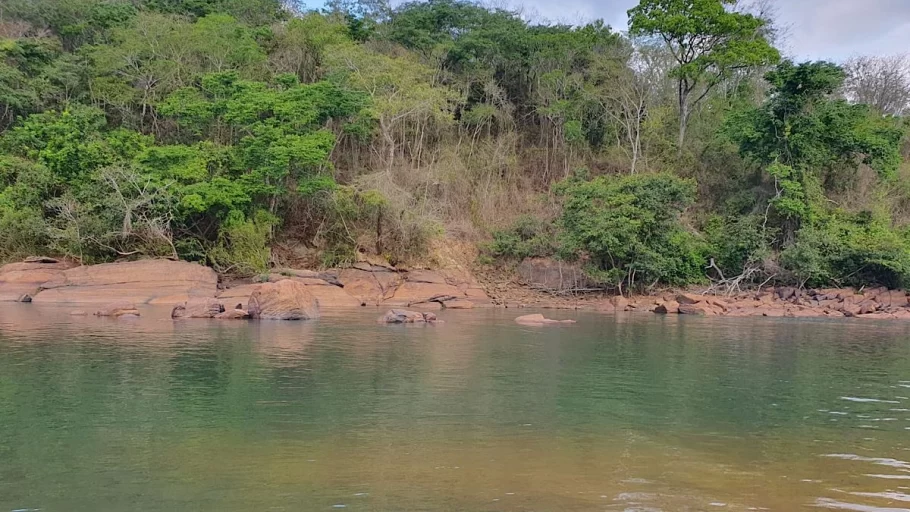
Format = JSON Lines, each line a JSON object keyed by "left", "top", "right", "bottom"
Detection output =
{"left": 2, "top": 305, "right": 910, "bottom": 511}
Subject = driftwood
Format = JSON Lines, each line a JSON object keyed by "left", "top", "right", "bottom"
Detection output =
{"left": 702, "top": 259, "right": 775, "bottom": 296}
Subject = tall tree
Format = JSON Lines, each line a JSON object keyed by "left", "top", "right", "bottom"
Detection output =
{"left": 628, "top": 0, "right": 779, "bottom": 151}
{"left": 843, "top": 54, "right": 910, "bottom": 116}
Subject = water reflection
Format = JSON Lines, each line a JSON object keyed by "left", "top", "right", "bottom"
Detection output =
{"left": 3, "top": 306, "right": 910, "bottom": 510}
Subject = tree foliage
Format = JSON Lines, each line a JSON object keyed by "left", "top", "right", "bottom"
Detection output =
{"left": 556, "top": 172, "right": 705, "bottom": 291}
{"left": 0, "top": 0, "right": 908, "bottom": 290}
{"left": 628, "top": 0, "right": 779, "bottom": 150}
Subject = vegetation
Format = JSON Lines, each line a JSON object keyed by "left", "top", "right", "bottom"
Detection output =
{"left": 0, "top": 0, "right": 909, "bottom": 292}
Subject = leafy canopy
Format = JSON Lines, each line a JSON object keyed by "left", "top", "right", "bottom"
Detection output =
{"left": 556, "top": 172, "right": 705, "bottom": 290}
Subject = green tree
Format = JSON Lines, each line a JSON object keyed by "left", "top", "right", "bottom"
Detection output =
{"left": 556, "top": 172, "right": 705, "bottom": 293}
{"left": 628, "top": 0, "right": 779, "bottom": 151}
{"left": 158, "top": 72, "right": 368, "bottom": 214}
{"left": 726, "top": 61, "right": 903, "bottom": 228}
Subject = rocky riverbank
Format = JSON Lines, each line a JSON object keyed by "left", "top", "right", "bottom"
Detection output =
{"left": 606, "top": 288, "right": 910, "bottom": 319}
{"left": 3, "top": 256, "right": 910, "bottom": 321}
{"left": 0, "top": 257, "right": 494, "bottom": 311}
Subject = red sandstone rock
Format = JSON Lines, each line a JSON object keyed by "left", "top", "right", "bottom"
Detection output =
{"left": 94, "top": 301, "right": 140, "bottom": 317}
{"left": 514, "top": 314, "right": 576, "bottom": 325}
{"left": 876, "top": 290, "right": 909, "bottom": 309}
{"left": 379, "top": 309, "right": 435, "bottom": 324}
{"left": 248, "top": 280, "right": 319, "bottom": 321}
{"left": 678, "top": 304, "right": 710, "bottom": 316}
{"left": 33, "top": 260, "right": 216, "bottom": 305}
{"left": 654, "top": 301, "right": 680, "bottom": 314}
{"left": 676, "top": 293, "right": 708, "bottom": 305}
{"left": 171, "top": 298, "right": 224, "bottom": 319}
{"left": 0, "top": 259, "right": 77, "bottom": 302}
{"left": 442, "top": 299, "right": 474, "bottom": 309}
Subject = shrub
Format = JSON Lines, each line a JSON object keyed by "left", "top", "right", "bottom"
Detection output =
{"left": 782, "top": 212, "right": 910, "bottom": 289}
{"left": 703, "top": 214, "right": 774, "bottom": 277}
{"left": 208, "top": 210, "right": 276, "bottom": 275}
{"left": 555, "top": 172, "right": 707, "bottom": 292}
{"left": 485, "top": 215, "right": 556, "bottom": 261}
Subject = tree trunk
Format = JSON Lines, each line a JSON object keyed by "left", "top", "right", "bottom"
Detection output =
{"left": 677, "top": 94, "right": 689, "bottom": 154}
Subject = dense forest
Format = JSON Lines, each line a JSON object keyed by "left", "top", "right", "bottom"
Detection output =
{"left": 1, "top": 0, "right": 909, "bottom": 293}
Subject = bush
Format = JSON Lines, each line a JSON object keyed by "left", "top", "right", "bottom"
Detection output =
{"left": 555, "top": 172, "right": 707, "bottom": 292}
{"left": 0, "top": 207, "right": 49, "bottom": 260}
{"left": 485, "top": 215, "right": 556, "bottom": 261}
{"left": 208, "top": 210, "right": 275, "bottom": 275}
{"left": 704, "top": 214, "right": 774, "bottom": 277}
{"left": 312, "top": 185, "right": 441, "bottom": 268}
{"left": 782, "top": 212, "right": 910, "bottom": 288}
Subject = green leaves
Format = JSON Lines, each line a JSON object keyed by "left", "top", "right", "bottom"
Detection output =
{"left": 727, "top": 60, "right": 905, "bottom": 222}
{"left": 628, "top": 0, "right": 779, "bottom": 148}
{"left": 555, "top": 172, "right": 704, "bottom": 290}
{"left": 2, "top": 105, "right": 150, "bottom": 180}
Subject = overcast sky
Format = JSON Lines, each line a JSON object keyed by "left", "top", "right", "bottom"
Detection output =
{"left": 307, "top": 0, "right": 910, "bottom": 62}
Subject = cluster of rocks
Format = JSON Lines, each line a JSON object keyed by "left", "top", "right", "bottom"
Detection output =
{"left": 378, "top": 309, "right": 439, "bottom": 324}
{"left": 8, "top": 256, "right": 910, "bottom": 323}
{"left": 0, "top": 257, "right": 492, "bottom": 321}
{"left": 172, "top": 279, "right": 320, "bottom": 321}
{"left": 215, "top": 264, "right": 492, "bottom": 311}
{"left": 619, "top": 287, "right": 910, "bottom": 319}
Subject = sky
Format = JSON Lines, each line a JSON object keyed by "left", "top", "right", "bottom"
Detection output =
{"left": 305, "top": 0, "right": 910, "bottom": 62}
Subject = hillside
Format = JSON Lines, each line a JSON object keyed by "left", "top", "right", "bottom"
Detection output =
{"left": 1, "top": 0, "right": 909, "bottom": 294}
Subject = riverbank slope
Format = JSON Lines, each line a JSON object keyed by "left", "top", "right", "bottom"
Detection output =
{"left": 4, "top": 256, "right": 910, "bottom": 320}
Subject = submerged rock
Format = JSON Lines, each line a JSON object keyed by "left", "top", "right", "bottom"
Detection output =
{"left": 94, "top": 301, "right": 140, "bottom": 317}
{"left": 248, "top": 280, "right": 319, "bottom": 321}
{"left": 379, "top": 309, "right": 438, "bottom": 324}
{"left": 442, "top": 299, "right": 474, "bottom": 309}
{"left": 514, "top": 314, "right": 576, "bottom": 325}
{"left": 171, "top": 298, "right": 225, "bottom": 319}
{"left": 214, "top": 309, "right": 251, "bottom": 320}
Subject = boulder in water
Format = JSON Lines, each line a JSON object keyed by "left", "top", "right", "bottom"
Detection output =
{"left": 171, "top": 298, "right": 225, "bottom": 319}
{"left": 215, "top": 309, "right": 251, "bottom": 320}
{"left": 379, "top": 309, "right": 438, "bottom": 324}
{"left": 248, "top": 280, "right": 319, "bottom": 320}
{"left": 514, "top": 314, "right": 576, "bottom": 326}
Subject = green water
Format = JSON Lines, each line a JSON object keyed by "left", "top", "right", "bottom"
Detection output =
{"left": 3, "top": 306, "right": 910, "bottom": 511}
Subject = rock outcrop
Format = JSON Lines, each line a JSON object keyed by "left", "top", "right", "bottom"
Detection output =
{"left": 219, "top": 266, "right": 492, "bottom": 310}
{"left": 0, "top": 258, "right": 76, "bottom": 302}
{"left": 32, "top": 260, "right": 217, "bottom": 305}
{"left": 338, "top": 267, "right": 402, "bottom": 304}
{"left": 247, "top": 280, "right": 319, "bottom": 320}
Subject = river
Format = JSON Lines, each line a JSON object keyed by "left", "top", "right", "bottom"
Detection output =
{"left": 2, "top": 305, "right": 910, "bottom": 511}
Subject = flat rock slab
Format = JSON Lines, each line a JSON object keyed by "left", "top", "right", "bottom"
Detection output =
{"left": 32, "top": 260, "right": 217, "bottom": 305}
{"left": 0, "top": 260, "right": 77, "bottom": 302}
